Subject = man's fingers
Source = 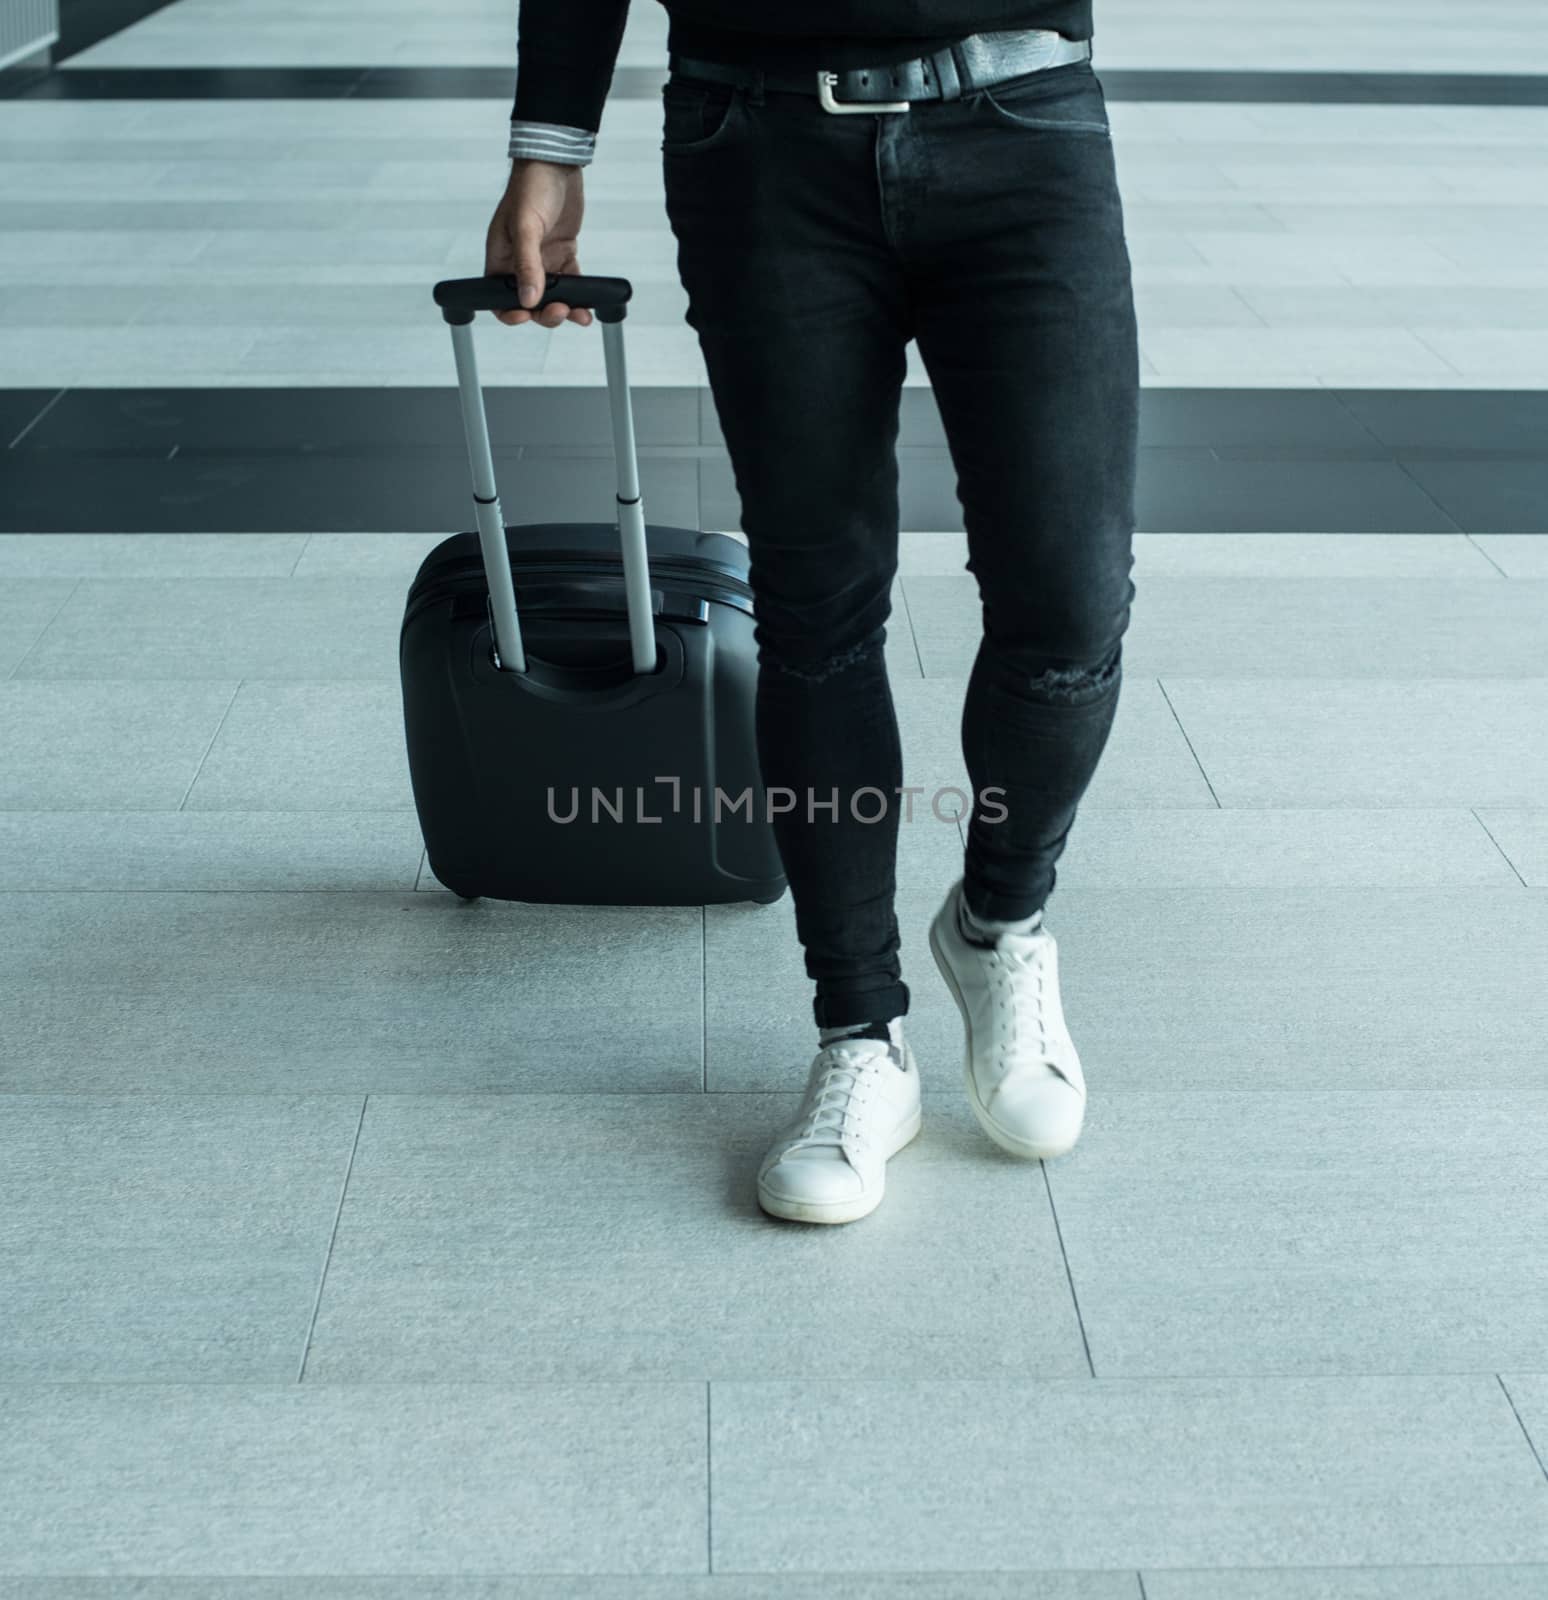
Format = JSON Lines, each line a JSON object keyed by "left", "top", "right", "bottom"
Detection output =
{"left": 513, "top": 214, "right": 549, "bottom": 309}
{"left": 488, "top": 216, "right": 532, "bottom": 325}
{"left": 493, "top": 302, "right": 590, "bottom": 329}
{"left": 484, "top": 208, "right": 515, "bottom": 275}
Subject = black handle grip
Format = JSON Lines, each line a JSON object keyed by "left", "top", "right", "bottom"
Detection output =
{"left": 433, "top": 272, "right": 633, "bottom": 323}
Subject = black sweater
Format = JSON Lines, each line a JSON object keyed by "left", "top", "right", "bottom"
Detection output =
{"left": 513, "top": 1, "right": 1095, "bottom": 133}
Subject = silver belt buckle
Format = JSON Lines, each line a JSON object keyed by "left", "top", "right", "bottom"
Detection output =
{"left": 816, "top": 69, "right": 910, "bottom": 114}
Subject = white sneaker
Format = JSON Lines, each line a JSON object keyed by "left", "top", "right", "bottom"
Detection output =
{"left": 756, "top": 1027, "right": 922, "bottom": 1225}
{"left": 929, "top": 879, "right": 1086, "bottom": 1161}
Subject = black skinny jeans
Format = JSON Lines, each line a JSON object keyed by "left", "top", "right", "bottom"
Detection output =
{"left": 661, "top": 48, "right": 1139, "bottom": 1030}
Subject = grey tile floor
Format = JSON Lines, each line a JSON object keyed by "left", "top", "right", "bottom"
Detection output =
{"left": 3, "top": 529, "right": 1547, "bottom": 1587}
{"left": 4, "top": 0, "right": 1548, "bottom": 1588}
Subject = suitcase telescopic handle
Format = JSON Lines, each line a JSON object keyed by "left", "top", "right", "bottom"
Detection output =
{"left": 435, "top": 272, "right": 632, "bottom": 320}
{"left": 433, "top": 272, "right": 655, "bottom": 676}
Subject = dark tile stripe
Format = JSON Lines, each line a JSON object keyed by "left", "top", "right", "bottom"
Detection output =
{"left": 26, "top": 386, "right": 1548, "bottom": 457}
{"left": 3, "top": 387, "right": 1545, "bottom": 534}
{"left": 10, "top": 63, "right": 1548, "bottom": 105}
{"left": 348, "top": 67, "right": 518, "bottom": 100}
{"left": 8, "top": 66, "right": 370, "bottom": 100}
{"left": 1097, "top": 68, "right": 1548, "bottom": 105}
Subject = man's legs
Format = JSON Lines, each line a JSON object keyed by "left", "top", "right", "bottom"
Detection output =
{"left": 661, "top": 76, "right": 917, "bottom": 1030}
{"left": 896, "top": 56, "right": 1138, "bottom": 1162}
{"left": 659, "top": 54, "right": 1138, "bottom": 1199}
{"left": 901, "top": 58, "right": 1140, "bottom": 920}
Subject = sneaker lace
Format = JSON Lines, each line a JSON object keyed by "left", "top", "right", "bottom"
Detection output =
{"left": 988, "top": 934, "right": 1053, "bottom": 1069}
{"left": 787, "top": 1041, "right": 885, "bottom": 1151}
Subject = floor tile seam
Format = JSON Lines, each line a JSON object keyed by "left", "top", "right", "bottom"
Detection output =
{"left": 0, "top": 859, "right": 1545, "bottom": 881}
{"left": 4, "top": 573, "right": 80, "bottom": 681}
{"left": 6, "top": 1087, "right": 1548, "bottom": 1101}
{"left": 0, "top": 889, "right": 448, "bottom": 897}
{"left": 174, "top": 676, "right": 242, "bottom": 813}
{"left": 0, "top": 1565, "right": 1543, "bottom": 1583}
{"left": 1405, "top": 326, "right": 1473, "bottom": 380}
{"left": 1155, "top": 673, "right": 1548, "bottom": 688}
{"left": 1497, "top": 1374, "right": 1548, "bottom": 1485}
{"left": 1042, "top": 1160, "right": 1097, "bottom": 1378}
{"left": 1152, "top": 677, "right": 1222, "bottom": 808}
{"left": 892, "top": 572, "right": 927, "bottom": 678}
{"left": 296, "top": 1093, "right": 368, "bottom": 1382}
{"left": 4, "top": 386, "right": 67, "bottom": 447}
{"left": 1462, "top": 533, "right": 1513, "bottom": 577}
{"left": 8, "top": 1372, "right": 1548, "bottom": 1389}
{"left": 1134, "top": 1562, "right": 1548, "bottom": 1574}
{"left": 1470, "top": 810, "right": 1532, "bottom": 887}
{"left": 1224, "top": 285, "right": 1270, "bottom": 329}
{"left": 0, "top": 1573, "right": 1142, "bottom": 1585}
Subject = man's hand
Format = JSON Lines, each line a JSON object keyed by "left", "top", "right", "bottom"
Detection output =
{"left": 484, "top": 158, "right": 594, "bottom": 329}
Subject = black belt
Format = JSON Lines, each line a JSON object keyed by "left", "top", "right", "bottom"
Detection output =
{"left": 668, "top": 28, "right": 1093, "bottom": 113}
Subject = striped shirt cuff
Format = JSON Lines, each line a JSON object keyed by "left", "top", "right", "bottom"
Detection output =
{"left": 507, "top": 119, "right": 596, "bottom": 166}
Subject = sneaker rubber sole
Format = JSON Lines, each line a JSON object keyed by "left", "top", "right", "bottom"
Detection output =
{"left": 928, "top": 913, "right": 1083, "bottom": 1162}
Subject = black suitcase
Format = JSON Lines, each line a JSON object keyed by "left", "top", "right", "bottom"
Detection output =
{"left": 400, "top": 271, "right": 786, "bottom": 907}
